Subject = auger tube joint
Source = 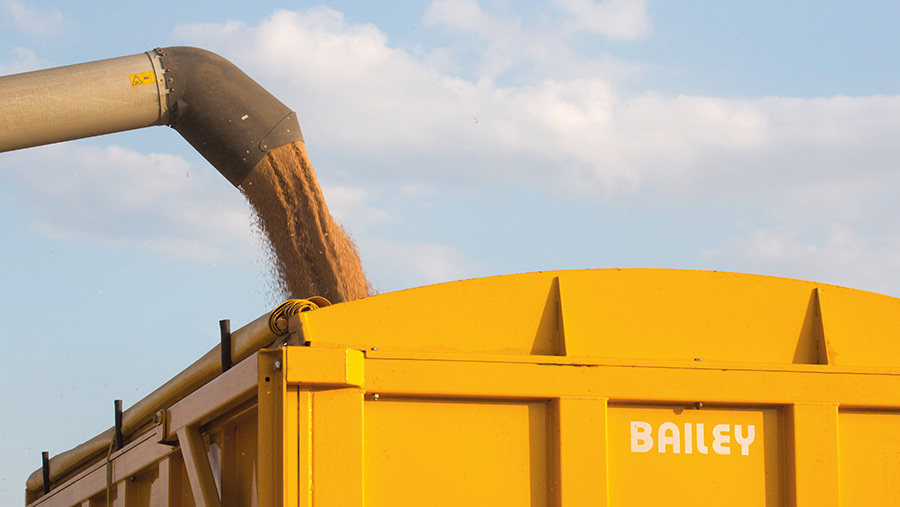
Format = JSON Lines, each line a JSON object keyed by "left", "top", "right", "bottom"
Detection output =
{"left": 155, "top": 47, "right": 304, "bottom": 186}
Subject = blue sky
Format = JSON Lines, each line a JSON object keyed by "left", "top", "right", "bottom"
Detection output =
{"left": 2, "top": 0, "right": 900, "bottom": 502}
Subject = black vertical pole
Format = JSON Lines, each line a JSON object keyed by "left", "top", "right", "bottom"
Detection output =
{"left": 220, "top": 319, "right": 232, "bottom": 372}
{"left": 114, "top": 399, "right": 124, "bottom": 451}
{"left": 41, "top": 451, "right": 50, "bottom": 494}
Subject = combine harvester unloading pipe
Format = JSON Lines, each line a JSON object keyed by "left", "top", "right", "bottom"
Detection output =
{"left": 0, "top": 46, "right": 302, "bottom": 186}
{"left": 0, "top": 47, "right": 320, "bottom": 496}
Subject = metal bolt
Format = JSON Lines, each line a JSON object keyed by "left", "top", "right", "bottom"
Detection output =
{"left": 694, "top": 357, "right": 701, "bottom": 361}
{"left": 372, "top": 393, "right": 380, "bottom": 401}
{"left": 273, "top": 360, "right": 282, "bottom": 371}
{"left": 371, "top": 347, "right": 379, "bottom": 351}
{"left": 695, "top": 402, "right": 704, "bottom": 409}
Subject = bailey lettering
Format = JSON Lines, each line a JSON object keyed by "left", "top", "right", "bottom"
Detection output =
{"left": 630, "top": 421, "right": 756, "bottom": 456}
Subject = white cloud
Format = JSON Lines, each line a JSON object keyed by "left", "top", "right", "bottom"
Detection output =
{"left": 173, "top": 8, "right": 900, "bottom": 205}
{"left": 423, "top": 0, "right": 600, "bottom": 81}
{"left": 319, "top": 181, "right": 393, "bottom": 226}
{"left": 363, "top": 239, "right": 478, "bottom": 291}
{"left": 554, "top": 0, "right": 651, "bottom": 39}
{"left": 0, "top": 47, "right": 48, "bottom": 75}
{"left": 423, "top": 0, "right": 496, "bottom": 36}
{"left": 8, "top": 6, "right": 893, "bottom": 291}
{"left": 703, "top": 225, "right": 900, "bottom": 295}
{"left": 171, "top": 8, "right": 900, "bottom": 292}
{"left": 0, "top": 144, "right": 254, "bottom": 261}
{"left": 1, "top": 0, "right": 67, "bottom": 37}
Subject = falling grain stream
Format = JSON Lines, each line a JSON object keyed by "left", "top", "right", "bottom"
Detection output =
{"left": 240, "top": 141, "right": 370, "bottom": 303}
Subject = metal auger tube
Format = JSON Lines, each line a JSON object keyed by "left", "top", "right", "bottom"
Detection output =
{"left": 0, "top": 46, "right": 303, "bottom": 186}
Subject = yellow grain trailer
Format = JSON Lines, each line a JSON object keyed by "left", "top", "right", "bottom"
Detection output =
{"left": 24, "top": 269, "right": 900, "bottom": 506}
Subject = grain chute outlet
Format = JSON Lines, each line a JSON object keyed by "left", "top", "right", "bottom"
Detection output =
{"left": 3, "top": 49, "right": 900, "bottom": 507}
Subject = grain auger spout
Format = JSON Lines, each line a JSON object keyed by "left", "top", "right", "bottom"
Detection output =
{"left": 0, "top": 46, "right": 303, "bottom": 186}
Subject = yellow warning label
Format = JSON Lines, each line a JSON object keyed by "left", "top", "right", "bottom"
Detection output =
{"left": 129, "top": 71, "right": 156, "bottom": 87}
